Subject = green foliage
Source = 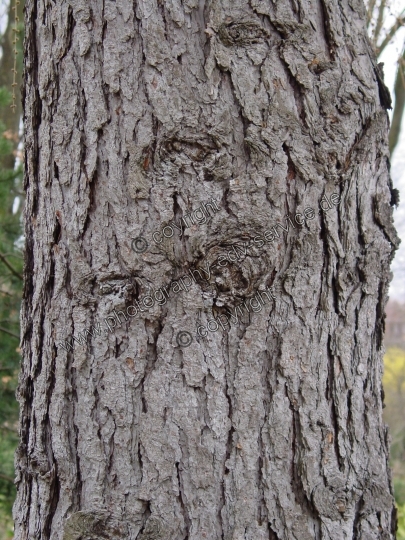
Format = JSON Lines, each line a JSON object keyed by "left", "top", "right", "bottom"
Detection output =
{"left": 0, "top": 81, "right": 23, "bottom": 534}
{"left": 395, "top": 478, "right": 405, "bottom": 508}
{"left": 0, "top": 89, "right": 13, "bottom": 159}
{"left": 397, "top": 503, "right": 405, "bottom": 540}
{"left": 383, "top": 347, "right": 405, "bottom": 535}
{"left": 0, "top": 0, "right": 25, "bottom": 531}
{"left": 0, "top": 88, "right": 11, "bottom": 106}
{"left": 0, "top": 429, "right": 17, "bottom": 539}
{"left": 383, "top": 347, "right": 405, "bottom": 395}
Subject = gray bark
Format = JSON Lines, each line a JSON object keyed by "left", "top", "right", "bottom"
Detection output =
{"left": 15, "top": 0, "right": 400, "bottom": 539}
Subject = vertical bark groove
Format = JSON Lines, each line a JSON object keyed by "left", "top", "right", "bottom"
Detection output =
{"left": 15, "top": 0, "right": 399, "bottom": 538}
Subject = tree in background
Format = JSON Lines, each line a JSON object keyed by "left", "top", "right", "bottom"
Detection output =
{"left": 366, "top": 0, "right": 405, "bottom": 154}
{"left": 0, "top": 102, "right": 23, "bottom": 535}
{"left": 0, "top": 0, "right": 23, "bottom": 158}
{"left": 0, "top": 0, "right": 24, "bottom": 536}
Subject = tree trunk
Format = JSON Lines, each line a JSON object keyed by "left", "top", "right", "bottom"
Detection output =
{"left": 15, "top": 0, "right": 400, "bottom": 539}
{"left": 388, "top": 47, "right": 405, "bottom": 155}
{"left": 0, "top": 0, "right": 24, "bottom": 169}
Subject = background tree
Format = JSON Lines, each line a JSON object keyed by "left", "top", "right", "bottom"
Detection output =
{"left": 366, "top": 0, "right": 405, "bottom": 154}
{"left": 0, "top": 0, "right": 24, "bottom": 162}
{"left": 0, "top": 0, "right": 24, "bottom": 537}
{"left": 0, "top": 90, "right": 23, "bottom": 538}
{"left": 12, "top": 1, "right": 403, "bottom": 539}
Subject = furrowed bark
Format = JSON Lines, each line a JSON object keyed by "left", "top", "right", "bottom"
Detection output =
{"left": 15, "top": 0, "right": 399, "bottom": 539}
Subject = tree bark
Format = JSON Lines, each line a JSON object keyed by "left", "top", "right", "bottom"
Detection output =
{"left": 15, "top": 0, "right": 400, "bottom": 539}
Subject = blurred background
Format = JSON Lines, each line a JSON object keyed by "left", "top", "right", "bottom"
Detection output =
{"left": 0, "top": 0, "right": 404, "bottom": 538}
{"left": 0, "top": 0, "right": 23, "bottom": 537}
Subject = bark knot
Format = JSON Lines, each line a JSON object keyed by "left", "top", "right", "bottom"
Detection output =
{"left": 218, "top": 21, "right": 269, "bottom": 47}
{"left": 63, "top": 511, "right": 127, "bottom": 540}
{"left": 138, "top": 516, "right": 164, "bottom": 540}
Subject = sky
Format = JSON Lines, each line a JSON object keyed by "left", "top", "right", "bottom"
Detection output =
{"left": 0, "top": 0, "right": 8, "bottom": 39}
{"left": 379, "top": 4, "right": 405, "bottom": 301}
{"left": 389, "top": 120, "right": 405, "bottom": 301}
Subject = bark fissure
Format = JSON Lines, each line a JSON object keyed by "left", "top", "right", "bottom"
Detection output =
{"left": 15, "top": 0, "right": 398, "bottom": 537}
